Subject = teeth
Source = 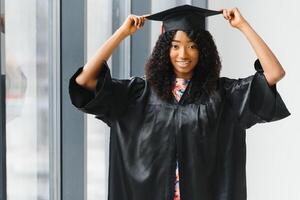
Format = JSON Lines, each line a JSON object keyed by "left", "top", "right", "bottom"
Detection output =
{"left": 177, "top": 61, "right": 190, "bottom": 66}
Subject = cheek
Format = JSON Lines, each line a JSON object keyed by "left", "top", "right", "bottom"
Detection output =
{"left": 169, "top": 50, "right": 177, "bottom": 62}
{"left": 192, "top": 52, "right": 199, "bottom": 64}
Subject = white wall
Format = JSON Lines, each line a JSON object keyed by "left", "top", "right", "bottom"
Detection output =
{"left": 208, "top": 1, "right": 300, "bottom": 199}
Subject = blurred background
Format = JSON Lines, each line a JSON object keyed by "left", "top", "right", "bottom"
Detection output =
{"left": 0, "top": 0, "right": 298, "bottom": 200}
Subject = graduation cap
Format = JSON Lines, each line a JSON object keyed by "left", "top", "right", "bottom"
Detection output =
{"left": 146, "top": 5, "right": 222, "bottom": 32}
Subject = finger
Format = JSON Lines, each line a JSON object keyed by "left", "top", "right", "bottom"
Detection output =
{"left": 228, "top": 9, "right": 234, "bottom": 20}
{"left": 133, "top": 17, "right": 138, "bottom": 27}
{"left": 233, "top": 7, "right": 239, "bottom": 14}
{"left": 140, "top": 18, "right": 145, "bottom": 27}
{"left": 226, "top": 10, "right": 231, "bottom": 20}
{"left": 223, "top": 9, "right": 230, "bottom": 20}
{"left": 138, "top": 16, "right": 144, "bottom": 27}
{"left": 228, "top": 10, "right": 233, "bottom": 20}
{"left": 226, "top": 9, "right": 232, "bottom": 20}
{"left": 140, "top": 16, "right": 144, "bottom": 27}
{"left": 222, "top": 9, "right": 227, "bottom": 19}
{"left": 135, "top": 17, "right": 140, "bottom": 28}
{"left": 141, "top": 16, "right": 146, "bottom": 26}
{"left": 233, "top": 7, "right": 240, "bottom": 18}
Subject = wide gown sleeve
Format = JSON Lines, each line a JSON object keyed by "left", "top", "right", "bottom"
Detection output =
{"left": 224, "top": 59, "right": 290, "bottom": 129}
{"left": 68, "top": 62, "right": 145, "bottom": 126}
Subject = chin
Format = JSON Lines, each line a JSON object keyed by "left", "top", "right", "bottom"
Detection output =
{"left": 174, "top": 70, "right": 193, "bottom": 78}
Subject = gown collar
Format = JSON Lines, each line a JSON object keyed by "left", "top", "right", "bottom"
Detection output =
{"left": 171, "top": 76, "right": 209, "bottom": 105}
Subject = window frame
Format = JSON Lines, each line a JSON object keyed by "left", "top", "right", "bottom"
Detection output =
{"left": 0, "top": 0, "right": 7, "bottom": 199}
{"left": 61, "top": 0, "right": 87, "bottom": 199}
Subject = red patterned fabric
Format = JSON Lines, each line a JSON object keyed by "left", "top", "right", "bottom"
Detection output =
{"left": 172, "top": 78, "right": 190, "bottom": 200}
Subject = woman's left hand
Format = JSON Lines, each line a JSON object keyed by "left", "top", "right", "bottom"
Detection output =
{"left": 222, "top": 8, "right": 247, "bottom": 29}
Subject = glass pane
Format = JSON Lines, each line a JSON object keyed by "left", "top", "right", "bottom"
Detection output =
{"left": 5, "top": 0, "right": 50, "bottom": 199}
{"left": 87, "top": 0, "right": 112, "bottom": 200}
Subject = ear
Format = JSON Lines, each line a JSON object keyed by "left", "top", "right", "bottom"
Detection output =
{"left": 160, "top": 22, "right": 165, "bottom": 34}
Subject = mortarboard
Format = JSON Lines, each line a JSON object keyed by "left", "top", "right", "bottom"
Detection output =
{"left": 146, "top": 5, "right": 222, "bottom": 32}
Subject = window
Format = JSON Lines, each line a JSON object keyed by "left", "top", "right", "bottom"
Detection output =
{"left": 87, "top": 0, "right": 112, "bottom": 199}
{"left": 5, "top": 0, "right": 52, "bottom": 199}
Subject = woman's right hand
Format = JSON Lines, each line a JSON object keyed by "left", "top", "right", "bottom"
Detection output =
{"left": 119, "top": 15, "right": 146, "bottom": 36}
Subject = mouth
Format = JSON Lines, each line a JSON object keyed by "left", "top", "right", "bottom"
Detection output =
{"left": 176, "top": 60, "right": 191, "bottom": 67}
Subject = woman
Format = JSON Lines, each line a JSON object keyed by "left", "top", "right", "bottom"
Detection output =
{"left": 69, "top": 5, "right": 290, "bottom": 200}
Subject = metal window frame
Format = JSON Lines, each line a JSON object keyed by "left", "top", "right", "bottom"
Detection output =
{"left": 112, "top": 0, "right": 131, "bottom": 78}
{"left": 60, "top": 0, "right": 87, "bottom": 200}
{"left": 130, "top": 0, "right": 151, "bottom": 77}
{"left": 0, "top": 74, "right": 5, "bottom": 200}
{"left": 0, "top": 64, "right": 7, "bottom": 200}
{"left": 0, "top": 0, "right": 6, "bottom": 199}
{"left": 0, "top": 72, "right": 5, "bottom": 200}
{"left": 50, "top": 0, "right": 61, "bottom": 200}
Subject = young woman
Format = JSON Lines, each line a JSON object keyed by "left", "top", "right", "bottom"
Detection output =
{"left": 69, "top": 5, "right": 290, "bottom": 200}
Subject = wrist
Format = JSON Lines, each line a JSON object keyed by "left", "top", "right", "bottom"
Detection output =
{"left": 237, "top": 20, "right": 250, "bottom": 32}
{"left": 116, "top": 27, "right": 130, "bottom": 38}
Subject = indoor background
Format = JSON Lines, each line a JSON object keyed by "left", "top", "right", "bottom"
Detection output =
{"left": 0, "top": 0, "right": 298, "bottom": 200}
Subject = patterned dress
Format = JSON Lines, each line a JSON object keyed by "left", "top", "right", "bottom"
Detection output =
{"left": 172, "top": 78, "right": 190, "bottom": 200}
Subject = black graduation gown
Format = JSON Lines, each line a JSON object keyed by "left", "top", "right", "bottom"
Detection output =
{"left": 69, "top": 59, "right": 290, "bottom": 200}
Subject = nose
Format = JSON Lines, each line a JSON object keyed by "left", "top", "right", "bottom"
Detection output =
{"left": 178, "top": 47, "right": 188, "bottom": 59}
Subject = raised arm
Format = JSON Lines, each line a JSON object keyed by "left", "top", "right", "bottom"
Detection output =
{"left": 222, "top": 8, "right": 285, "bottom": 86}
{"left": 75, "top": 15, "right": 146, "bottom": 91}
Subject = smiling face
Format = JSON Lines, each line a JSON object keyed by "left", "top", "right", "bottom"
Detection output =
{"left": 169, "top": 30, "right": 199, "bottom": 79}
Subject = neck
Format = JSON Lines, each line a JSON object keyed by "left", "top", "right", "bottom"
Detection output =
{"left": 175, "top": 74, "right": 192, "bottom": 80}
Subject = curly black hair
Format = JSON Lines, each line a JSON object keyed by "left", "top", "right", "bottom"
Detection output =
{"left": 145, "top": 30, "right": 222, "bottom": 103}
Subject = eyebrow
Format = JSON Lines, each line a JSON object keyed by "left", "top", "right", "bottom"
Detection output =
{"left": 172, "top": 39, "right": 194, "bottom": 43}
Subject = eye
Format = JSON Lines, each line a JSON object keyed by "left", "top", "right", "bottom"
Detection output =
{"left": 188, "top": 44, "right": 198, "bottom": 49}
{"left": 171, "top": 44, "right": 179, "bottom": 49}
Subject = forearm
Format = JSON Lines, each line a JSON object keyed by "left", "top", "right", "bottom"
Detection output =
{"left": 238, "top": 22, "right": 285, "bottom": 85}
{"left": 76, "top": 28, "right": 128, "bottom": 91}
